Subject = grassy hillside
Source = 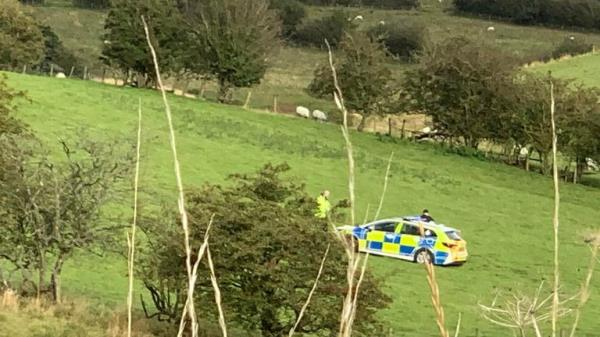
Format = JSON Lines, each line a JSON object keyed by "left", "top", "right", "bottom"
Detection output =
{"left": 29, "top": 1, "right": 600, "bottom": 114}
{"left": 529, "top": 53, "right": 600, "bottom": 88}
{"left": 5, "top": 72, "right": 600, "bottom": 336}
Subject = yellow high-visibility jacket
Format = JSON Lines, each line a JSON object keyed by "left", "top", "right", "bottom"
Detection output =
{"left": 315, "top": 195, "right": 331, "bottom": 218}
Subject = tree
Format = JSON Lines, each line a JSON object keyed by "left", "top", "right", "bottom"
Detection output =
{"left": 0, "top": 0, "right": 44, "bottom": 70}
{"left": 308, "top": 32, "right": 395, "bottom": 130}
{"left": 0, "top": 74, "right": 26, "bottom": 137}
{"left": 294, "top": 10, "right": 356, "bottom": 48}
{"left": 0, "top": 136, "right": 133, "bottom": 302}
{"left": 403, "top": 37, "right": 518, "bottom": 148}
{"left": 72, "top": 0, "right": 111, "bottom": 9}
{"left": 182, "top": 0, "right": 281, "bottom": 102}
{"left": 139, "top": 164, "right": 389, "bottom": 337}
{"left": 367, "top": 20, "right": 428, "bottom": 62}
{"left": 37, "top": 25, "right": 80, "bottom": 74}
{"left": 101, "top": 0, "right": 189, "bottom": 87}
{"left": 269, "top": 0, "right": 306, "bottom": 39}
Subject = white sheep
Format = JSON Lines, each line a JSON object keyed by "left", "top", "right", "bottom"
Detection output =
{"left": 55, "top": 72, "right": 66, "bottom": 79}
{"left": 353, "top": 15, "right": 364, "bottom": 21}
{"left": 421, "top": 126, "right": 432, "bottom": 134}
{"left": 586, "top": 158, "right": 599, "bottom": 171}
{"left": 295, "top": 106, "right": 310, "bottom": 118}
{"left": 487, "top": 26, "right": 495, "bottom": 32}
{"left": 570, "top": 36, "right": 576, "bottom": 41}
{"left": 379, "top": 20, "right": 386, "bottom": 25}
{"left": 312, "top": 110, "right": 328, "bottom": 121}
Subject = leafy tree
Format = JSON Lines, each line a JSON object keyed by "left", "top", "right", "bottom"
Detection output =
{"left": 0, "top": 74, "right": 26, "bottom": 137}
{"left": 308, "top": 32, "right": 395, "bottom": 130}
{"left": 403, "top": 37, "right": 518, "bottom": 148}
{"left": 294, "top": 10, "right": 355, "bottom": 48}
{"left": 0, "top": 136, "right": 133, "bottom": 301}
{"left": 367, "top": 21, "right": 428, "bottom": 62}
{"left": 182, "top": 0, "right": 281, "bottom": 102}
{"left": 37, "top": 25, "right": 80, "bottom": 74}
{"left": 139, "top": 164, "right": 389, "bottom": 337}
{"left": 0, "top": 0, "right": 44, "bottom": 70}
{"left": 269, "top": 0, "right": 306, "bottom": 39}
{"left": 101, "top": 0, "right": 189, "bottom": 87}
{"left": 551, "top": 36, "right": 593, "bottom": 60}
{"left": 72, "top": 0, "right": 111, "bottom": 9}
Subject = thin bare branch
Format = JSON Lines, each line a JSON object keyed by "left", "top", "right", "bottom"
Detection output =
{"left": 206, "top": 243, "right": 228, "bottom": 337}
{"left": 374, "top": 152, "right": 394, "bottom": 221}
{"left": 141, "top": 16, "right": 198, "bottom": 337}
{"left": 126, "top": 98, "right": 143, "bottom": 337}
{"left": 549, "top": 80, "right": 560, "bottom": 337}
{"left": 288, "top": 244, "right": 331, "bottom": 337}
{"left": 453, "top": 313, "right": 462, "bottom": 337}
{"left": 569, "top": 242, "right": 600, "bottom": 337}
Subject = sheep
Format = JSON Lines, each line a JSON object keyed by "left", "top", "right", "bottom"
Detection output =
{"left": 312, "top": 109, "right": 328, "bottom": 122}
{"left": 55, "top": 72, "right": 66, "bottom": 79}
{"left": 487, "top": 26, "right": 495, "bottom": 32}
{"left": 295, "top": 106, "right": 311, "bottom": 118}
{"left": 570, "top": 36, "right": 576, "bottom": 41}
{"left": 379, "top": 20, "right": 386, "bottom": 25}
{"left": 586, "top": 158, "right": 599, "bottom": 171}
{"left": 421, "top": 126, "right": 432, "bottom": 134}
{"left": 353, "top": 15, "right": 364, "bottom": 21}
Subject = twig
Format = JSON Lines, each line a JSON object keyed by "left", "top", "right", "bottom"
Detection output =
{"left": 141, "top": 16, "right": 198, "bottom": 337}
{"left": 126, "top": 98, "right": 143, "bottom": 337}
{"left": 454, "top": 313, "right": 462, "bottom": 337}
{"left": 206, "top": 243, "right": 228, "bottom": 337}
{"left": 288, "top": 244, "right": 331, "bottom": 337}
{"left": 373, "top": 152, "right": 394, "bottom": 221}
{"left": 550, "top": 80, "right": 560, "bottom": 337}
{"left": 569, "top": 241, "right": 600, "bottom": 337}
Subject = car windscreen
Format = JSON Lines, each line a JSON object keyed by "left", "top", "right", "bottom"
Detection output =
{"left": 446, "top": 231, "right": 462, "bottom": 241}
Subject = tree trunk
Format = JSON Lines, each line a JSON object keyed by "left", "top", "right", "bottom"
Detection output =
{"left": 51, "top": 254, "right": 65, "bottom": 303}
{"left": 218, "top": 80, "right": 231, "bottom": 103}
{"left": 357, "top": 115, "right": 367, "bottom": 132}
{"left": 38, "top": 251, "right": 46, "bottom": 299}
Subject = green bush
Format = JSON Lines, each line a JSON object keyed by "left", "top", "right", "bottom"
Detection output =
{"left": 454, "top": 0, "right": 600, "bottom": 30}
{"left": 269, "top": 0, "right": 306, "bottom": 38}
{"left": 367, "top": 21, "right": 428, "bottom": 62}
{"left": 293, "top": 10, "right": 355, "bottom": 48}
{"left": 297, "top": 0, "right": 418, "bottom": 9}
{"left": 72, "top": 0, "right": 110, "bottom": 9}
{"left": 551, "top": 37, "right": 593, "bottom": 59}
{"left": 37, "top": 25, "right": 80, "bottom": 74}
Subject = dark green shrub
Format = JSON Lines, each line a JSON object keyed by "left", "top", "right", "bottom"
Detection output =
{"left": 37, "top": 25, "right": 80, "bottom": 74}
{"left": 269, "top": 0, "right": 306, "bottom": 38}
{"left": 72, "top": 0, "right": 110, "bottom": 9}
{"left": 293, "top": 10, "right": 355, "bottom": 48}
{"left": 551, "top": 37, "right": 593, "bottom": 59}
{"left": 367, "top": 21, "right": 427, "bottom": 62}
{"left": 297, "top": 0, "right": 418, "bottom": 9}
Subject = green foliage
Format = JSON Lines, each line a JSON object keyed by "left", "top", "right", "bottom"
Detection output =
{"left": 403, "top": 37, "right": 518, "bottom": 148}
{"left": 19, "top": 0, "right": 45, "bottom": 4}
{"left": 0, "top": 135, "right": 133, "bottom": 301}
{"left": 298, "top": 0, "right": 419, "bottom": 9}
{"left": 367, "top": 21, "right": 428, "bottom": 62}
{"left": 269, "top": 0, "right": 306, "bottom": 39}
{"left": 309, "top": 32, "right": 395, "bottom": 124}
{"left": 0, "top": 0, "right": 44, "bottom": 70}
{"left": 0, "top": 74, "right": 25, "bottom": 137}
{"left": 294, "top": 10, "right": 356, "bottom": 48}
{"left": 140, "top": 163, "right": 389, "bottom": 337}
{"left": 72, "top": 0, "right": 111, "bottom": 9}
{"left": 551, "top": 36, "right": 594, "bottom": 60}
{"left": 101, "top": 0, "right": 188, "bottom": 87}
{"left": 183, "top": 0, "right": 282, "bottom": 102}
{"left": 37, "top": 25, "right": 80, "bottom": 74}
{"left": 454, "top": 0, "right": 600, "bottom": 30}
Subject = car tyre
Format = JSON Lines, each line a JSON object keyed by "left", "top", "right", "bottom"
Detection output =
{"left": 414, "top": 249, "right": 434, "bottom": 264}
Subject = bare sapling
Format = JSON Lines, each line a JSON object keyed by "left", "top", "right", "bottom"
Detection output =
{"left": 206, "top": 243, "right": 228, "bottom": 337}
{"left": 374, "top": 152, "right": 394, "bottom": 221}
{"left": 126, "top": 98, "right": 143, "bottom": 337}
{"left": 141, "top": 17, "right": 207, "bottom": 337}
{"left": 549, "top": 81, "right": 560, "bottom": 337}
{"left": 569, "top": 231, "right": 600, "bottom": 337}
{"left": 288, "top": 244, "right": 331, "bottom": 337}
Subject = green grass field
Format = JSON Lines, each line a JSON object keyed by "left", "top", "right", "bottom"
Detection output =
{"left": 530, "top": 53, "right": 600, "bottom": 88}
{"left": 5, "top": 72, "right": 600, "bottom": 336}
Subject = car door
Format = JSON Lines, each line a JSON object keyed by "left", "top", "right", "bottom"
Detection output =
{"left": 398, "top": 222, "right": 421, "bottom": 257}
{"left": 365, "top": 221, "right": 399, "bottom": 253}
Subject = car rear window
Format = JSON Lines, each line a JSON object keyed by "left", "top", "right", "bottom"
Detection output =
{"left": 446, "top": 231, "right": 462, "bottom": 241}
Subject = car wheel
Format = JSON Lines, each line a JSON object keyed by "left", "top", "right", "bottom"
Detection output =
{"left": 414, "top": 249, "right": 434, "bottom": 264}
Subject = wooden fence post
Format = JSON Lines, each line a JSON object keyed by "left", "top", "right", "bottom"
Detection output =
{"left": 50, "top": 64, "right": 54, "bottom": 77}
{"left": 69, "top": 66, "right": 75, "bottom": 78}
{"left": 22, "top": 65, "right": 27, "bottom": 74}
{"left": 401, "top": 119, "right": 406, "bottom": 139}
{"left": 243, "top": 91, "right": 252, "bottom": 109}
{"left": 388, "top": 116, "right": 392, "bottom": 136}
{"left": 101, "top": 68, "right": 106, "bottom": 83}
{"left": 273, "top": 95, "right": 278, "bottom": 113}
{"left": 83, "top": 66, "right": 88, "bottom": 80}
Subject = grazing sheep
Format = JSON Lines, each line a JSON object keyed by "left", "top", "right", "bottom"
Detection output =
{"left": 379, "top": 20, "right": 386, "bottom": 25}
{"left": 421, "top": 126, "right": 432, "bottom": 134}
{"left": 55, "top": 72, "right": 66, "bottom": 79}
{"left": 570, "top": 36, "right": 576, "bottom": 40}
{"left": 312, "top": 110, "right": 328, "bottom": 122}
{"left": 354, "top": 15, "right": 364, "bottom": 21}
{"left": 295, "top": 106, "right": 311, "bottom": 118}
{"left": 487, "top": 26, "right": 495, "bottom": 32}
{"left": 586, "top": 158, "right": 599, "bottom": 171}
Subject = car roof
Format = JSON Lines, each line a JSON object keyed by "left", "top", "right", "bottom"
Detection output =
{"left": 362, "top": 217, "right": 459, "bottom": 232}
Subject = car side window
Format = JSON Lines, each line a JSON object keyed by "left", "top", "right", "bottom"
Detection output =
{"left": 373, "top": 222, "right": 398, "bottom": 233}
{"left": 400, "top": 224, "right": 421, "bottom": 236}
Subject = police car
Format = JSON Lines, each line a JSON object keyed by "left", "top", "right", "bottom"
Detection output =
{"left": 337, "top": 216, "right": 468, "bottom": 265}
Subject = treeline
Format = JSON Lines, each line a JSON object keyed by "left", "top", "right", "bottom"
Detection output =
{"left": 298, "top": 0, "right": 419, "bottom": 9}
{"left": 454, "top": 0, "right": 600, "bottom": 30}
